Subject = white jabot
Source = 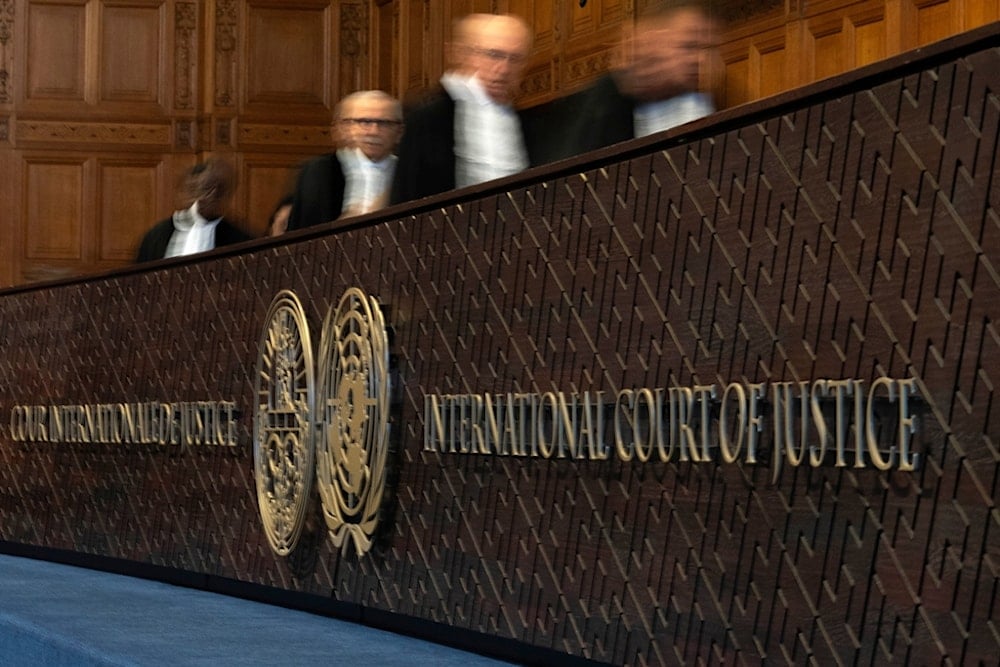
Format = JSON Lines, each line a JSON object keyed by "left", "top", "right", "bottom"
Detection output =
{"left": 443, "top": 72, "right": 529, "bottom": 189}
{"left": 339, "top": 148, "right": 397, "bottom": 216}
{"left": 633, "top": 92, "right": 714, "bottom": 138}
{"left": 164, "top": 202, "right": 222, "bottom": 259}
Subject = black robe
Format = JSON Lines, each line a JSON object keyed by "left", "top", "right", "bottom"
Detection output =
{"left": 546, "top": 74, "right": 637, "bottom": 161}
{"left": 286, "top": 153, "right": 348, "bottom": 231}
{"left": 390, "top": 88, "right": 556, "bottom": 206}
{"left": 135, "top": 217, "right": 250, "bottom": 263}
{"left": 389, "top": 91, "right": 459, "bottom": 206}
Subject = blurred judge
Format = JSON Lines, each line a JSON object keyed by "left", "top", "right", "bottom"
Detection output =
{"left": 556, "top": 0, "right": 719, "bottom": 157}
{"left": 390, "top": 13, "right": 538, "bottom": 205}
{"left": 136, "top": 158, "right": 250, "bottom": 263}
{"left": 286, "top": 90, "right": 403, "bottom": 231}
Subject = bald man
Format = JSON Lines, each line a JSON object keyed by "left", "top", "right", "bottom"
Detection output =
{"left": 390, "top": 13, "right": 542, "bottom": 205}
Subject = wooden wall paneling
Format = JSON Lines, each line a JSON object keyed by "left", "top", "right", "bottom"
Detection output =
{"left": 911, "top": 0, "right": 958, "bottom": 46}
{"left": 243, "top": 1, "right": 331, "bottom": 118}
{"left": 0, "top": 0, "right": 13, "bottom": 286}
{"left": 0, "top": 0, "right": 14, "bottom": 105}
{"left": 802, "top": 2, "right": 889, "bottom": 82}
{"left": 805, "top": 13, "right": 849, "bottom": 83}
{"left": 567, "top": 0, "right": 597, "bottom": 40}
{"left": 401, "top": 0, "right": 429, "bottom": 101}
{"left": 338, "top": 0, "right": 371, "bottom": 99}
{"left": 0, "top": 147, "right": 17, "bottom": 288}
{"left": 23, "top": 0, "right": 88, "bottom": 107}
{"left": 719, "top": 46, "right": 750, "bottom": 108}
{"left": 850, "top": 4, "right": 888, "bottom": 68}
{"left": 21, "top": 155, "right": 90, "bottom": 282}
{"left": 173, "top": 0, "right": 197, "bottom": 113}
{"left": 508, "top": 0, "right": 561, "bottom": 106}
{"left": 963, "top": 0, "right": 1000, "bottom": 26}
{"left": 97, "top": 156, "right": 164, "bottom": 263}
{"left": 240, "top": 153, "right": 304, "bottom": 236}
{"left": 715, "top": 3, "right": 787, "bottom": 108}
{"left": 210, "top": 0, "right": 239, "bottom": 152}
{"left": 98, "top": 0, "right": 167, "bottom": 109}
{"left": 373, "top": 0, "right": 397, "bottom": 95}
{"left": 750, "top": 29, "right": 789, "bottom": 100}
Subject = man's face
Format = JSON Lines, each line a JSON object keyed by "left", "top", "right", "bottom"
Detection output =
{"left": 460, "top": 17, "right": 531, "bottom": 104}
{"left": 196, "top": 189, "right": 228, "bottom": 220}
{"left": 193, "top": 180, "right": 232, "bottom": 220}
{"left": 622, "top": 9, "right": 717, "bottom": 101}
{"left": 338, "top": 97, "right": 403, "bottom": 162}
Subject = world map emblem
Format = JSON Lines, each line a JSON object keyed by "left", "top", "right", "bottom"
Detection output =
{"left": 317, "top": 288, "right": 390, "bottom": 556}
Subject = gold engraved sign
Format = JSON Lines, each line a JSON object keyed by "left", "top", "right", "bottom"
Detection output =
{"left": 254, "top": 291, "right": 316, "bottom": 557}
{"left": 317, "top": 288, "right": 390, "bottom": 557}
{"left": 253, "top": 288, "right": 390, "bottom": 558}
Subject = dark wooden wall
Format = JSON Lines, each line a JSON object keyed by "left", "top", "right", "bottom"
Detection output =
{"left": 0, "top": 0, "right": 998, "bottom": 288}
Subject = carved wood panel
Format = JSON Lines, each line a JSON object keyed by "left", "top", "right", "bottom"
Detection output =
{"left": 98, "top": 158, "right": 163, "bottom": 262}
{"left": 24, "top": 1, "right": 87, "bottom": 103}
{"left": 99, "top": 2, "right": 166, "bottom": 106}
{"left": 23, "top": 158, "right": 87, "bottom": 261}
{"left": 245, "top": 4, "right": 330, "bottom": 111}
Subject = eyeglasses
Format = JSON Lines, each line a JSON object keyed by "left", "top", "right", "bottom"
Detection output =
{"left": 340, "top": 118, "right": 402, "bottom": 128}
{"left": 470, "top": 47, "right": 526, "bottom": 65}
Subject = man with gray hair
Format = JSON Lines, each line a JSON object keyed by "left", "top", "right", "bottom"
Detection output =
{"left": 287, "top": 90, "right": 403, "bottom": 231}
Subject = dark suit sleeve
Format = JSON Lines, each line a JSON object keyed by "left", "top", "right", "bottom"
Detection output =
{"left": 214, "top": 220, "right": 252, "bottom": 247}
{"left": 536, "top": 75, "right": 636, "bottom": 161}
{"left": 135, "top": 219, "right": 173, "bottom": 263}
{"left": 287, "top": 155, "right": 345, "bottom": 231}
{"left": 390, "top": 92, "right": 457, "bottom": 206}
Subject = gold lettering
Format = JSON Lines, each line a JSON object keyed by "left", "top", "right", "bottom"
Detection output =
{"left": 223, "top": 402, "right": 238, "bottom": 447}
{"left": 852, "top": 380, "right": 866, "bottom": 468}
{"left": 424, "top": 395, "right": 444, "bottom": 452}
{"left": 614, "top": 390, "right": 634, "bottom": 462}
{"left": 865, "top": 377, "right": 896, "bottom": 470}
{"left": 49, "top": 405, "right": 64, "bottom": 442}
{"left": 633, "top": 389, "right": 656, "bottom": 463}
{"left": 718, "top": 383, "right": 745, "bottom": 463}
{"left": 582, "top": 391, "right": 609, "bottom": 460}
{"left": 673, "top": 388, "right": 700, "bottom": 462}
{"left": 483, "top": 393, "right": 501, "bottom": 455}
{"left": 827, "top": 379, "right": 853, "bottom": 467}
{"left": 557, "top": 393, "right": 580, "bottom": 459}
{"left": 537, "top": 392, "right": 558, "bottom": 459}
{"left": 896, "top": 379, "right": 918, "bottom": 471}
{"left": 502, "top": 393, "right": 517, "bottom": 456}
{"left": 771, "top": 382, "right": 809, "bottom": 483}
{"left": 745, "top": 383, "right": 766, "bottom": 464}
{"left": 694, "top": 384, "right": 716, "bottom": 463}
{"left": 809, "top": 380, "right": 830, "bottom": 466}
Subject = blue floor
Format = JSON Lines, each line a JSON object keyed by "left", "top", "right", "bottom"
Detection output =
{"left": 0, "top": 554, "right": 514, "bottom": 666}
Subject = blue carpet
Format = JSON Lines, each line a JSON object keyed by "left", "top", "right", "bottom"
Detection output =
{"left": 0, "top": 554, "right": 514, "bottom": 666}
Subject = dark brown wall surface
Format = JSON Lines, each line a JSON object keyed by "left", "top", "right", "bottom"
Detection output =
{"left": 1, "top": 24, "right": 998, "bottom": 666}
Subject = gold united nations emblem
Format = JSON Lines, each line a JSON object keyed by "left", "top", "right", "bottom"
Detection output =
{"left": 254, "top": 288, "right": 390, "bottom": 557}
